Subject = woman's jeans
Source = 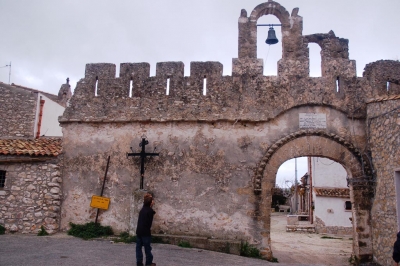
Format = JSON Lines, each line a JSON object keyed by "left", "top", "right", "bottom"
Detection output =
{"left": 136, "top": 235, "right": 153, "bottom": 265}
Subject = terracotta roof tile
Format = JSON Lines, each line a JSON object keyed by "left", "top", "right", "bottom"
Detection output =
{"left": 0, "top": 138, "right": 62, "bottom": 157}
{"left": 314, "top": 187, "right": 350, "bottom": 198}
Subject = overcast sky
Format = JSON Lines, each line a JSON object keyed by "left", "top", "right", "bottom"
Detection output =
{"left": 1, "top": 0, "right": 399, "bottom": 94}
{"left": 1, "top": 0, "right": 398, "bottom": 185}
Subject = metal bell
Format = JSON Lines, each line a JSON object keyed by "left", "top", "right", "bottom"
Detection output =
{"left": 265, "top": 26, "right": 279, "bottom": 45}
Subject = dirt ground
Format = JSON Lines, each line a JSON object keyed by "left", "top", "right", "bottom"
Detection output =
{"left": 270, "top": 212, "right": 353, "bottom": 265}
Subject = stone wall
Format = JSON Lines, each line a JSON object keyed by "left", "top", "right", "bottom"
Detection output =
{"left": 0, "top": 158, "right": 62, "bottom": 234}
{"left": 0, "top": 83, "right": 37, "bottom": 138}
{"left": 367, "top": 97, "right": 400, "bottom": 266}
{"left": 60, "top": 59, "right": 369, "bottom": 124}
{"left": 315, "top": 216, "right": 352, "bottom": 236}
{"left": 58, "top": 1, "right": 400, "bottom": 264}
{"left": 59, "top": 106, "right": 367, "bottom": 259}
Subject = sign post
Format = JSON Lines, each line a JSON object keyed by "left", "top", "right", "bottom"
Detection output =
{"left": 90, "top": 195, "right": 110, "bottom": 210}
{"left": 93, "top": 156, "right": 111, "bottom": 224}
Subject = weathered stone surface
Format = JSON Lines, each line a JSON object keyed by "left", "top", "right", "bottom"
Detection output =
{"left": 367, "top": 97, "right": 400, "bottom": 266}
{"left": 54, "top": 2, "right": 400, "bottom": 265}
{"left": 0, "top": 160, "right": 62, "bottom": 234}
{"left": 0, "top": 85, "right": 37, "bottom": 138}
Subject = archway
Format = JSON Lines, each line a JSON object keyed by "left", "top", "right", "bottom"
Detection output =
{"left": 256, "top": 14, "right": 282, "bottom": 76}
{"left": 254, "top": 131, "right": 373, "bottom": 261}
{"left": 271, "top": 156, "right": 353, "bottom": 264}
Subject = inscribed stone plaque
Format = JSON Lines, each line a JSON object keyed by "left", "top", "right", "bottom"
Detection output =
{"left": 299, "top": 113, "right": 327, "bottom": 129}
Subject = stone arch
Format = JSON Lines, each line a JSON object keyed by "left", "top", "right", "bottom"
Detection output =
{"left": 249, "top": 1, "right": 291, "bottom": 25}
{"left": 254, "top": 131, "right": 373, "bottom": 262}
{"left": 253, "top": 129, "right": 369, "bottom": 192}
{"left": 238, "top": 1, "right": 304, "bottom": 61}
{"left": 249, "top": 1, "right": 293, "bottom": 62}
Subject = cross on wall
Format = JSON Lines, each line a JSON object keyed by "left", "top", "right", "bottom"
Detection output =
{"left": 127, "top": 138, "right": 159, "bottom": 189}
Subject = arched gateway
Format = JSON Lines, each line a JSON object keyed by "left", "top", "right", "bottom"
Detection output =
{"left": 58, "top": 1, "right": 400, "bottom": 265}
{"left": 255, "top": 130, "right": 372, "bottom": 260}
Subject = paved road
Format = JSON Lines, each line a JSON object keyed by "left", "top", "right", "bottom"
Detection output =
{"left": 0, "top": 233, "right": 319, "bottom": 266}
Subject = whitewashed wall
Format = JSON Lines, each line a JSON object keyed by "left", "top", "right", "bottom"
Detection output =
{"left": 34, "top": 93, "right": 64, "bottom": 137}
{"left": 312, "top": 157, "right": 352, "bottom": 227}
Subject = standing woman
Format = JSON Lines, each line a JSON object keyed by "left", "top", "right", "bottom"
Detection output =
{"left": 393, "top": 231, "right": 400, "bottom": 266}
{"left": 136, "top": 193, "right": 156, "bottom": 266}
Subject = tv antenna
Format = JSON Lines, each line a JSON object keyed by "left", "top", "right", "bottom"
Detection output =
{"left": 1, "top": 62, "right": 11, "bottom": 84}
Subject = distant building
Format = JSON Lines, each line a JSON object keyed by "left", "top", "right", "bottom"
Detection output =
{"left": 0, "top": 80, "right": 71, "bottom": 138}
{"left": 0, "top": 80, "right": 69, "bottom": 233}
{"left": 311, "top": 157, "right": 352, "bottom": 235}
{"left": 288, "top": 157, "right": 352, "bottom": 236}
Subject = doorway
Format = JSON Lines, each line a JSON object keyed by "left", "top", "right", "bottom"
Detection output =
{"left": 271, "top": 156, "right": 353, "bottom": 265}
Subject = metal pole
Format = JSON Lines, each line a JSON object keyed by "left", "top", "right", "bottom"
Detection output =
{"left": 294, "top": 158, "right": 298, "bottom": 214}
{"left": 95, "top": 156, "right": 111, "bottom": 224}
{"left": 308, "top": 156, "right": 313, "bottom": 224}
{"left": 256, "top": 24, "right": 282, "bottom": 27}
{"left": 8, "top": 62, "right": 11, "bottom": 84}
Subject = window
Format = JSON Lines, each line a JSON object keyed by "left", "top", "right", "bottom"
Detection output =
{"left": 345, "top": 201, "right": 352, "bottom": 211}
{"left": 0, "top": 170, "right": 6, "bottom": 188}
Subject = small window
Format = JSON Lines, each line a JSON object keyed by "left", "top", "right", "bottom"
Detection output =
{"left": 0, "top": 170, "right": 6, "bottom": 188}
{"left": 345, "top": 201, "right": 352, "bottom": 211}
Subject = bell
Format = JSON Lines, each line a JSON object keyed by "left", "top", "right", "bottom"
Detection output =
{"left": 265, "top": 26, "right": 279, "bottom": 45}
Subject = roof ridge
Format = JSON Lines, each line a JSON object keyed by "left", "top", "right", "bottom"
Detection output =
{"left": 0, "top": 138, "right": 62, "bottom": 157}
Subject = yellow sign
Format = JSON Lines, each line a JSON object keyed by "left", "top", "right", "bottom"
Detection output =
{"left": 90, "top": 195, "right": 110, "bottom": 210}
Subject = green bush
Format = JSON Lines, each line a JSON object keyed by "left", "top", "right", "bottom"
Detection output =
{"left": 269, "top": 257, "right": 279, "bottom": 263}
{"left": 152, "top": 235, "right": 169, "bottom": 244}
{"left": 0, "top": 224, "right": 5, "bottom": 235}
{"left": 67, "top": 222, "right": 113, "bottom": 240}
{"left": 178, "top": 241, "right": 192, "bottom": 248}
{"left": 113, "top": 233, "right": 169, "bottom": 244}
{"left": 37, "top": 225, "right": 49, "bottom": 236}
{"left": 114, "top": 232, "right": 137, "bottom": 243}
{"left": 240, "top": 241, "right": 262, "bottom": 259}
{"left": 348, "top": 254, "right": 360, "bottom": 265}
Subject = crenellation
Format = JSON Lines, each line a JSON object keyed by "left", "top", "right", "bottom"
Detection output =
{"left": 119, "top": 63, "right": 151, "bottom": 98}
{"left": 62, "top": 61, "right": 382, "bottom": 123}
{"left": 363, "top": 60, "right": 400, "bottom": 97}
{"left": 232, "top": 58, "right": 263, "bottom": 77}
{"left": 189, "top": 61, "right": 223, "bottom": 79}
{"left": 156, "top": 61, "right": 185, "bottom": 78}
{"left": 97, "top": 78, "right": 126, "bottom": 98}
{"left": 120, "top": 62, "right": 150, "bottom": 80}
{"left": 84, "top": 63, "right": 116, "bottom": 80}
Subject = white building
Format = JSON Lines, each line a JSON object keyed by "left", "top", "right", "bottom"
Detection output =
{"left": 311, "top": 157, "right": 352, "bottom": 235}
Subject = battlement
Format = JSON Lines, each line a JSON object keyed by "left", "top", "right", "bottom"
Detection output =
{"left": 60, "top": 0, "right": 400, "bottom": 124}
{"left": 84, "top": 61, "right": 223, "bottom": 81}
{"left": 60, "top": 57, "right": 400, "bottom": 124}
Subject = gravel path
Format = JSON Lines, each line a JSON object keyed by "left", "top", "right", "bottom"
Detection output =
{"left": 0, "top": 213, "right": 353, "bottom": 266}
{"left": 271, "top": 213, "right": 352, "bottom": 265}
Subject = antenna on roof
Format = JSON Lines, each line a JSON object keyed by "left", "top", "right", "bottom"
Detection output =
{"left": 0, "top": 62, "right": 11, "bottom": 84}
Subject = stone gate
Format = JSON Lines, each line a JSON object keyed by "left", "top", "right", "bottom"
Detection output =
{"left": 59, "top": 1, "right": 400, "bottom": 265}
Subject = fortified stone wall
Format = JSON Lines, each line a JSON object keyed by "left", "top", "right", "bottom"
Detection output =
{"left": 367, "top": 96, "right": 400, "bottom": 266}
{"left": 59, "top": 104, "right": 366, "bottom": 248}
{"left": 0, "top": 159, "right": 62, "bottom": 234}
{"left": 0, "top": 83, "right": 37, "bottom": 138}
{"left": 61, "top": 60, "right": 370, "bottom": 124}
{"left": 58, "top": 1, "right": 400, "bottom": 264}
